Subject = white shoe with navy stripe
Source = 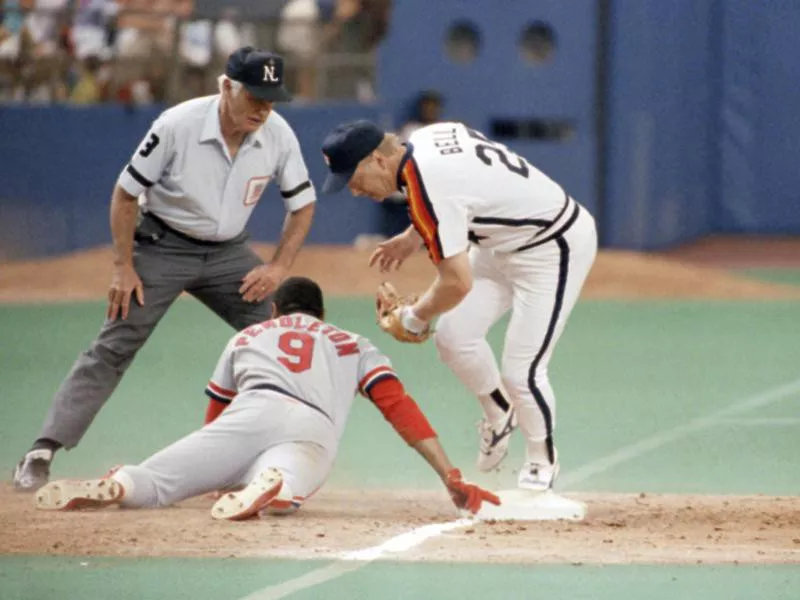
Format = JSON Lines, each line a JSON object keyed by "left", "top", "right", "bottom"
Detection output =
{"left": 517, "top": 452, "right": 560, "bottom": 492}
{"left": 477, "top": 409, "right": 517, "bottom": 472}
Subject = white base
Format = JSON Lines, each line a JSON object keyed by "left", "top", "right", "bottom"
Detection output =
{"left": 473, "top": 489, "right": 587, "bottom": 522}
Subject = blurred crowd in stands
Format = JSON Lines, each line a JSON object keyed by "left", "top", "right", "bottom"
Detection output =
{"left": 0, "top": 0, "right": 392, "bottom": 104}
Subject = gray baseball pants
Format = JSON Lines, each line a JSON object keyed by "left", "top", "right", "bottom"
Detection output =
{"left": 113, "top": 389, "right": 335, "bottom": 509}
{"left": 37, "top": 214, "right": 273, "bottom": 449}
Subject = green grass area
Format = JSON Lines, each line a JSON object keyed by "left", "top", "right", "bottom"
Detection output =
{"left": 1, "top": 299, "right": 799, "bottom": 494}
{"left": 1, "top": 298, "right": 799, "bottom": 600}
{"left": 289, "top": 562, "right": 800, "bottom": 600}
{"left": 1, "top": 557, "right": 797, "bottom": 600}
{"left": 0, "top": 556, "right": 328, "bottom": 600}
{"left": 734, "top": 268, "right": 800, "bottom": 287}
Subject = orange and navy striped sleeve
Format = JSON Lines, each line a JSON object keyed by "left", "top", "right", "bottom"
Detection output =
{"left": 402, "top": 157, "right": 445, "bottom": 264}
{"left": 358, "top": 365, "right": 398, "bottom": 397}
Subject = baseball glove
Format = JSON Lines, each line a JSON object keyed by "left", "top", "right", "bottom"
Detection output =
{"left": 375, "top": 282, "right": 431, "bottom": 344}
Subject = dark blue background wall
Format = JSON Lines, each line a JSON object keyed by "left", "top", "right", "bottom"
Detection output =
{"left": 1, "top": 0, "right": 799, "bottom": 259}
{"left": 378, "top": 0, "right": 598, "bottom": 218}
{"left": 603, "top": 0, "right": 719, "bottom": 249}
{"left": 0, "top": 104, "right": 386, "bottom": 259}
{"left": 717, "top": 0, "right": 800, "bottom": 233}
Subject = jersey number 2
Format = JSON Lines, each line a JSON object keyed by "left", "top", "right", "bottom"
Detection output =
{"left": 278, "top": 332, "right": 314, "bottom": 373}
{"left": 466, "top": 128, "right": 529, "bottom": 178}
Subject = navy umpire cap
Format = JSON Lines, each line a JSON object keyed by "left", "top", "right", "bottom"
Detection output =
{"left": 226, "top": 46, "right": 292, "bottom": 102}
{"left": 321, "top": 120, "right": 385, "bottom": 193}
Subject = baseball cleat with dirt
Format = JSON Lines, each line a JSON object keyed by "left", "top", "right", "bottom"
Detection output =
{"left": 34, "top": 478, "right": 124, "bottom": 511}
{"left": 211, "top": 468, "right": 284, "bottom": 521}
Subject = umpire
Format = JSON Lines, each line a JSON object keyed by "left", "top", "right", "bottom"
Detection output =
{"left": 12, "top": 47, "right": 317, "bottom": 491}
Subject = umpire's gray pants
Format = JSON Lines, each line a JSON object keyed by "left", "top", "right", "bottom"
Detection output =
{"left": 38, "top": 219, "right": 273, "bottom": 449}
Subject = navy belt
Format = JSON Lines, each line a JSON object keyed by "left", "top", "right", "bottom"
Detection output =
{"left": 250, "top": 383, "right": 332, "bottom": 423}
{"left": 140, "top": 212, "right": 240, "bottom": 247}
{"left": 515, "top": 197, "right": 581, "bottom": 253}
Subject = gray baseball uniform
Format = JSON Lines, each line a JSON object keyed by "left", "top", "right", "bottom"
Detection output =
{"left": 112, "top": 313, "right": 396, "bottom": 510}
{"left": 37, "top": 94, "right": 316, "bottom": 450}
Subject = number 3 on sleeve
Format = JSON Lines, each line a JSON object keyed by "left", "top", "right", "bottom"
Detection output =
{"left": 139, "top": 133, "right": 161, "bottom": 158}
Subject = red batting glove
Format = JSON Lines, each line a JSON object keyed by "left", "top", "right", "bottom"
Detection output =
{"left": 445, "top": 468, "right": 501, "bottom": 514}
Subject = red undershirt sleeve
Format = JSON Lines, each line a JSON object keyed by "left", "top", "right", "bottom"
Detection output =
{"left": 204, "top": 398, "right": 228, "bottom": 425}
{"left": 366, "top": 378, "right": 437, "bottom": 445}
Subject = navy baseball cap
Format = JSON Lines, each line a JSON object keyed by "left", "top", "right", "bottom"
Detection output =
{"left": 321, "top": 120, "right": 386, "bottom": 193}
{"left": 226, "top": 46, "right": 292, "bottom": 102}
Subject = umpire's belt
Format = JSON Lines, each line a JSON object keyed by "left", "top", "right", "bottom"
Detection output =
{"left": 250, "top": 383, "right": 333, "bottom": 423}
{"left": 137, "top": 212, "right": 239, "bottom": 247}
{"left": 514, "top": 193, "right": 580, "bottom": 253}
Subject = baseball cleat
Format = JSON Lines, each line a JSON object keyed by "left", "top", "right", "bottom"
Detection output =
{"left": 517, "top": 453, "right": 560, "bottom": 492}
{"left": 477, "top": 409, "right": 517, "bottom": 472}
{"left": 12, "top": 449, "right": 52, "bottom": 492}
{"left": 211, "top": 468, "right": 284, "bottom": 521}
{"left": 34, "top": 478, "right": 124, "bottom": 511}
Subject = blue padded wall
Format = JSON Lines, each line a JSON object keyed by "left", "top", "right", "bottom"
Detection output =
{"left": 0, "top": 103, "right": 387, "bottom": 259}
{"left": 603, "top": 0, "right": 720, "bottom": 249}
{"left": 3, "top": 1, "right": 799, "bottom": 260}
{"left": 717, "top": 0, "right": 800, "bottom": 232}
{"left": 377, "top": 0, "right": 599, "bottom": 217}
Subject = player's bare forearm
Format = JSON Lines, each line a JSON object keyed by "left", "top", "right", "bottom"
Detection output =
{"left": 270, "top": 203, "right": 315, "bottom": 270}
{"left": 413, "top": 252, "right": 472, "bottom": 322}
{"left": 411, "top": 436, "right": 455, "bottom": 482}
{"left": 413, "top": 436, "right": 502, "bottom": 515}
{"left": 110, "top": 185, "right": 140, "bottom": 267}
{"left": 405, "top": 225, "right": 424, "bottom": 248}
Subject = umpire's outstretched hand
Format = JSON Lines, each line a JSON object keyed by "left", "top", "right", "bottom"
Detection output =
{"left": 107, "top": 263, "right": 144, "bottom": 320}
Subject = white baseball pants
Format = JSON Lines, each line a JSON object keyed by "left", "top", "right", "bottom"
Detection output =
{"left": 435, "top": 204, "right": 597, "bottom": 466}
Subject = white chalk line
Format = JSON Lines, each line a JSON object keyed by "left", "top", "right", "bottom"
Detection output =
{"left": 558, "top": 377, "right": 800, "bottom": 489}
{"left": 237, "top": 519, "right": 474, "bottom": 600}
{"left": 238, "top": 377, "right": 800, "bottom": 599}
{"left": 714, "top": 417, "right": 800, "bottom": 427}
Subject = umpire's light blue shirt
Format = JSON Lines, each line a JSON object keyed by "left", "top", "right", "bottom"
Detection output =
{"left": 117, "top": 95, "right": 316, "bottom": 241}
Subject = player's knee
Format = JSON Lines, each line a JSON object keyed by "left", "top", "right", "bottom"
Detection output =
{"left": 501, "top": 369, "right": 529, "bottom": 397}
{"left": 434, "top": 329, "right": 456, "bottom": 361}
{"left": 88, "top": 340, "right": 137, "bottom": 371}
{"left": 434, "top": 319, "right": 476, "bottom": 360}
{"left": 502, "top": 366, "right": 549, "bottom": 396}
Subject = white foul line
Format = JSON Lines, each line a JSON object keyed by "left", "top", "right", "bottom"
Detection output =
{"left": 238, "top": 376, "right": 800, "bottom": 599}
{"left": 559, "top": 376, "right": 800, "bottom": 489}
{"left": 714, "top": 417, "right": 800, "bottom": 427}
{"left": 238, "top": 519, "right": 474, "bottom": 600}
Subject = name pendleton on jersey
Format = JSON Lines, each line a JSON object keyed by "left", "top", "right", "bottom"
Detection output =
{"left": 235, "top": 315, "right": 359, "bottom": 357}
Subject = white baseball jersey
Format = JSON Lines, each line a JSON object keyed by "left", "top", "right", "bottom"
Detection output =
{"left": 403, "top": 122, "right": 578, "bottom": 262}
{"left": 205, "top": 313, "right": 396, "bottom": 442}
{"left": 117, "top": 95, "right": 316, "bottom": 241}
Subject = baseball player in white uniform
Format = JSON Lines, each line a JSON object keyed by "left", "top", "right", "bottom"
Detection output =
{"left": 321, "top": 120, "right": 597, "bottom": 492}
{"left": 34, "top": 277, "right": 500, "bottom": 519}
{"left": 13, "top": 47, "right": 317, "bottom": 493}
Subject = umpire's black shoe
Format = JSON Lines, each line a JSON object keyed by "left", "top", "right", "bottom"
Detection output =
{"left": 12, "top": 449, "right": 52, "bottom": 492}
